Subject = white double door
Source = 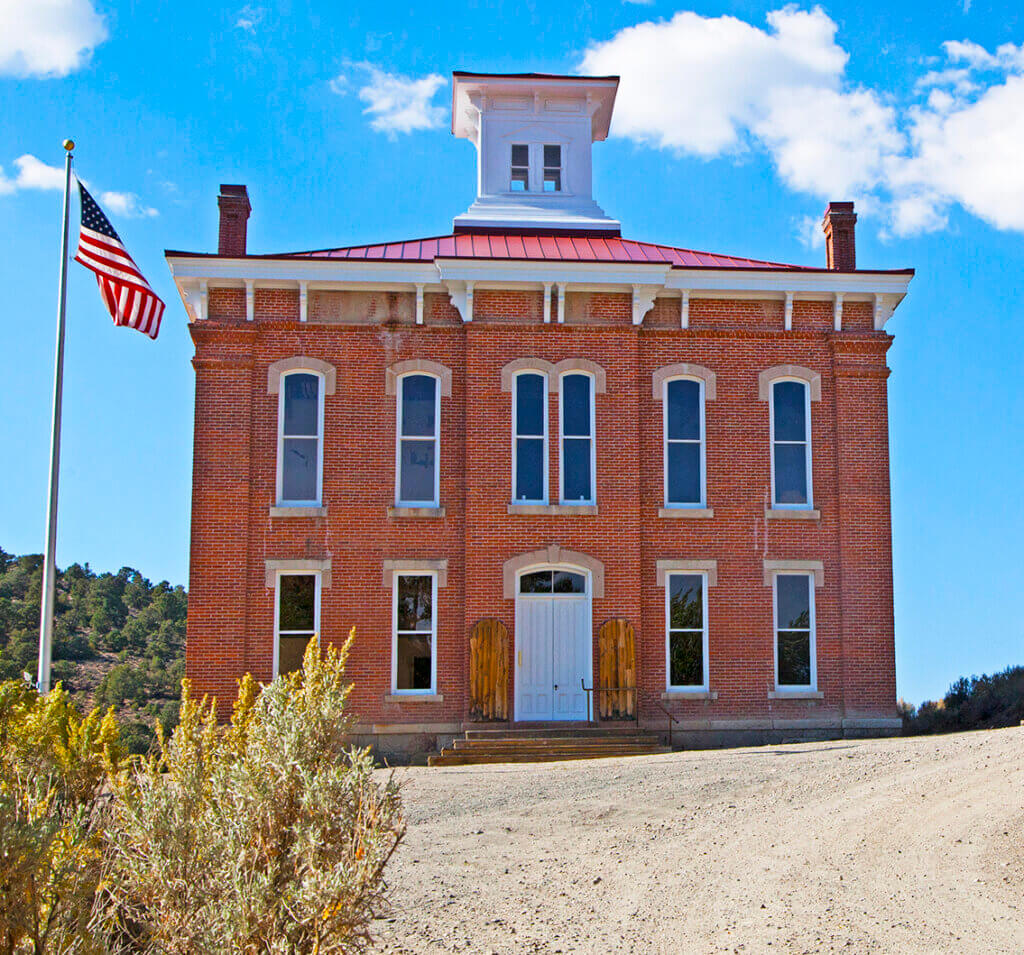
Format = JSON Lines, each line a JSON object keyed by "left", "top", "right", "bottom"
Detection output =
{"left": 516, "top": 593, "right": 590, "bottom": 721}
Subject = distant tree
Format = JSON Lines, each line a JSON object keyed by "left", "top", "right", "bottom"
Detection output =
{"left": 903, "top": 665, "right": 1024, "bottom": 735}
{"left": 0, "top": 547, "right": 187, "bottom": 736}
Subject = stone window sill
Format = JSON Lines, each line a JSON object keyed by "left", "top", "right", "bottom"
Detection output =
{"left": 658, "top": 507, "right": 714, "bottom": 519}
{"left": 661, "top": 690, "right": 718, "bottom": 701}
{"left": 387, "top": 506, "right": 446, "bottom": 518}
{"left": 765, "top": 508, "right": 821, "bottom": 520}
{"left": 384, "top": 693, "right": 444, "bottom": 704}
{"left": 507, "top": 503, "right": 598, "bottom": 516}
{"left": 768, "top": 690, "right": 824, "bottom": 700}
{"left": 269, "top": 505, "right": 327, "bottom": 518}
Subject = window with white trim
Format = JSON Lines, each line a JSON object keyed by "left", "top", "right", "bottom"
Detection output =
{"left": 559, "top": 372, "right": 595, "bottom": 504}
{"left": 274, "top": 572, "right": 319, "bottom": 677}
{"left": 510, "top": 144, "right": 529, "bottom": 191}
{"left": 543, "top": 144, "right": 562, "bottom": 192}
{"left": 665, "top": 573, "right": 709, "bottom": 690}
{"left": 513, "top": 371, "right": 547, "bottom": 503}
{"left": 392, "top": 573, "right": 436, "bottom": 693}
{"left": 774, "top": 573, "right": 816, "bottom": 689}
{"left": 770, "top": 379, "right": 813, "bottom": 507}
{"left": 396, "top": 373, "right": 440, "bottom": 507}
{"left": 277, "top": 371, "right": 323, "bottom": 506}
{"left": 663, "top": 377, "right": 705, "bottom": 507}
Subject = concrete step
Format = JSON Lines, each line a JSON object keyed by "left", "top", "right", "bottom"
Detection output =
{"left": 428, "top": 748, "right": 670, "bottom": 766}
{"left": 465, "top": 724, "right": 643, "bottom": 739}
{"left": 453, "top": 737, "right": 660, "bottom": 750}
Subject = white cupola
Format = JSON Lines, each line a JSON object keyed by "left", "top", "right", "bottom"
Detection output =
{"left": 451, "top": 72, "right": 621, "bottom": 234}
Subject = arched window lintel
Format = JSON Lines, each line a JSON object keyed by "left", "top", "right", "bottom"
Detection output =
{"left": 268, "top": 357, "right": 336, "bottom": 395}
{"left": 758, "top": 365, "right": 821, "bottom": 401}
{"left": 386, "top": 359, "right": 453, "bottom": 397}
{"left": 653, "top": 363, "right": 716, "bottom": 400}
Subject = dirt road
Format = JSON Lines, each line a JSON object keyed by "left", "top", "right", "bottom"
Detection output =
{"left": 375, "top": 727, "right": 1023, "bottom": 953}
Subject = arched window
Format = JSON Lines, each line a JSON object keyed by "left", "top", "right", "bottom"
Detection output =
{"left": 277, "top": 370, "right": 324, "bottom": 506}
{"left": 559, "top": 372, "right": 595, "bottom": 505}
{"left": 663, "top": 377, "right": 706, "bottom": 508}
{"left": 512, "top": 371, "right": 548, "bottom": 504}
{"left": 770, "top": 379, "right": 813, "bottom": 508}
{"left": 396, "top": 373, "right": 440, "bottom": 507}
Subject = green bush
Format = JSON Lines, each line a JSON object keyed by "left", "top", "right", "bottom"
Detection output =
{"left": 96, "top": 630, "right": 404, "bottom": 953}
{"left": 0, "top": 679, "right": 120, "bottom": 954}
{"left": 902, "top": 664, "right": 1024, "bottom": 735}
{"left": 0, "top": 630, "right": 404, "bottom": 953}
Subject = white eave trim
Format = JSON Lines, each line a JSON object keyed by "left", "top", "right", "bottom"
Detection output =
{"left": 167, "top": 254, "right": 912, "bottom": 326}
{"left": 166, "top": 255, "right": 440, "bottom": 286}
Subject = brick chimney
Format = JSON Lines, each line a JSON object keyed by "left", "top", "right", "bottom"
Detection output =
{"left": 822, "top": 201, "right": 856, "bottom": 271}
{"left": 217, "top": 184, "right": 251, "bottom": 256}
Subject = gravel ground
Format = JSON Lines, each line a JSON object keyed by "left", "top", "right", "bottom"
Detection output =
{"left": 373, "top": 727, "right": 1023, "bottom": 954}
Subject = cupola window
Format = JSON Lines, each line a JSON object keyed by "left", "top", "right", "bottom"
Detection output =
{"left": 543, "top": 144, "right": 562, "bottom": 192}
{"left": 511, "top": 144, "right": 529, "bottom": 191}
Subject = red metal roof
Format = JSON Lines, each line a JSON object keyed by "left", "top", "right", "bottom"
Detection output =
{"left": 286, "top": 233, "right": 813, "bottom": 271}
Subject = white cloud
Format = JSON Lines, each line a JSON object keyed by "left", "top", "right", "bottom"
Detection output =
{"left": 235, "top": 5, "right": 264, "bottom": 33}
{"left": 0, "top": 154, "right": 66, "bottom": 193}
{"left": 582, "top": 7, "right": 849, "bottom": 157}
{"left": 581, "top": 8, "right": 1024, "bottom": 238}
{"left": 332, "top": 63, "right": 446, "bottom": 135}
{"left": 0, "top": 154, "right": 158, "bottom": 217}
{"left": 100, "top": 190, "right": 158, "bottom": 218}
{"left": 0, "top": 0, "right": 107, "bottom": 77}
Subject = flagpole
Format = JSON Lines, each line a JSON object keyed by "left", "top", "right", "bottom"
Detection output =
{"left": 37, "top": 139, "right": 75, "bottom": 694}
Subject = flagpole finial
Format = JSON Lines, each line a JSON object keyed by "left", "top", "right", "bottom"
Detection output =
{"left": 63, "top": 139, "right": 74, "bottom": 152}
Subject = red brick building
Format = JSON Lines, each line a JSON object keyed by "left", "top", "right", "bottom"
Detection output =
{"left": 167, "top": 73, "right": 913, "bottom": 755}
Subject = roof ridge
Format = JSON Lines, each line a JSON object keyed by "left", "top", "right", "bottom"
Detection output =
{"left": 259, "top": 230, "right": 812, "bottom": 270}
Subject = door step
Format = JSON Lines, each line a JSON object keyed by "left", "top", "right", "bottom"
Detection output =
{"left": 429, "top": 729, "right": 670, "bottom": 766}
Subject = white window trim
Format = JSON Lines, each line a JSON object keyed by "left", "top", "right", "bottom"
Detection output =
{"left": 273, "top": 569, "right": 321, "bottom": 679}
{"left": 511, "top": 369, "right": 549, "bottom": 505}
{"left": 664, "top": 571, "right": 710, "bottom": 692}
{"left": 768, "top": 378, "right": 814, "bottom": 510}
{"left": 276, "top": 369, "right": 325, "bottom": 508}
{"left": 662, "top": 376, "right": 707, "bottom": 509}
{"left": 395, "top": 372, "right": 441, "bottom": 509}
{"left": 507, "top": 140, "right": 570, "bottom": 195}
{"left": 391, "top": 570, "right": 439, "bottom": 696}
{"left": 558, "top": 371, "right": 596, "bottom": 506}
{"left": 772, "top": 571, "right": 817, "bottom": 692}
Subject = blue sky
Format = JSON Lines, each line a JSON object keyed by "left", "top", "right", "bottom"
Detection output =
{"left": 1, "top": 0, "right": 1021, "bottom": 704}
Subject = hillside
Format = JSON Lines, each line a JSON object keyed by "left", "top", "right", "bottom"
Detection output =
{"left": 0, "top": 547, "right": 186, "bottom": 752}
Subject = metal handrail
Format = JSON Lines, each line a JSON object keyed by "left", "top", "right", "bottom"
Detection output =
{"left": 580, "top": 679, "right": 639, "bottom": 728}
{"left": 654, "top": 702, "right": 681, "bottom": 749}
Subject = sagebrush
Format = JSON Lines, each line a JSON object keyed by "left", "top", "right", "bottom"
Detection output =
{"left": 0, "top": 630, "right": 404, "bottom": 954}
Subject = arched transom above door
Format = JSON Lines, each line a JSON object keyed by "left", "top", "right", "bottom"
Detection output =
{"left": 502, "top": 545, "right": 604, "bottom": 598}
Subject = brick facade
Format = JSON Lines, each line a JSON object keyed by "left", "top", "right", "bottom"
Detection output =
{"left": 184, "top": 288, "right": 901, "bottom": 748}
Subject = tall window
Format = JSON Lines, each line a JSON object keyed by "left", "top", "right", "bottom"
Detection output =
{"left": 559, "top": 372, "right": 595, "bottom": 504}
{"left": 392, "top": 573, "right": 436, "bottom": 694}
{"left": 510, "top": 144, "right": 529, "bottom": 191}
{"left": 277, "top": 371, "right": 322, "bottom": 506}
{"left": 770, "top": 380, "right": 812, "bottom": 507}
{"left": 513, "top": 372, "right": 547, "bottom": 503}
{"left": 664, "top": 378, "right": 705, "bottom": 507}
{"left": 396, "top": 374, "right": 440, "bottom": 507}
{"left": 774, "top": 573, "right": 815, "bottom": 689}
{"left": 275, "top": 572, "right": 319, "bottom": 677}
{"left": 543, "top": 145, "right": 562, "bottom": 191}
{"left": 665, "top": 573, "right": 709, "bottom": 690}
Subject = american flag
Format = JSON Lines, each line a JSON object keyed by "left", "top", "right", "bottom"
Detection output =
{"left": 74, "top": 180, "right": 164, "bottom": 340}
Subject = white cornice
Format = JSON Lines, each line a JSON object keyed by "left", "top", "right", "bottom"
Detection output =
{"left": 166, "top": 254, "right": 912, "bottom": 326}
